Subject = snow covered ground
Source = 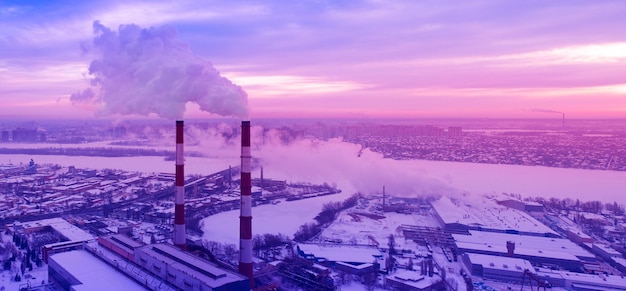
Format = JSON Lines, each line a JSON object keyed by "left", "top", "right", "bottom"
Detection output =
{"left": 202, "top": 193, "right": 350, "bottom": 245}
{"left": 319, "top": 209, "right": 438, "bottom": 247}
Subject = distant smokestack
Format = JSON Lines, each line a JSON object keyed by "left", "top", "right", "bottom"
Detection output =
{"left": 506, "top": 241, "right": 515, "bottom": 257}
{"left": 562, "top": 113, "right": 565, "bottom": 128}
{"left": 382, "top": 185, "right": 386, "bottom": 212}
{"left": 229, "top": 165, "right": 232, "bottom": 186}
{"left": 428, "top": 259, "right": 434, "bottom": 277}
{"left": 239, "top": 120, "right": 253, "bottom": 288}
{"left": 260, "top": 166, "right": 264, "bottom": 192}
{"left": 174, "top": 120, "right": 186, "bottom": 250}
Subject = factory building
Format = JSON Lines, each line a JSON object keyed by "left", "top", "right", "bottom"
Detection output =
{"left": 453, "top": 231, "right": 595, "bottom": 271}
{"left": 7, "top": 218, "right": 95, "bottom": 263}
{"left": 590, "top": 244, "right": 622, "bottom": 262}
{"left": 462, "top": 253, "right": 535, "bottom": 282}
{"left": 48, "top": 250, "right": 146, "bottom": 291}
{"left": 134, "top": 243, "right": 249, "bottom": 291}
{"left": 97, "top": 234, "right": 144, "bottom": 261}
{"left": 296, "top": 243, "right": 383, "bottom": 266}
{"left": 496, "top": 198, "right": 544, "bottom": 212}
{"left": 95, "top": 234, "right": 250, "bottom": 290}
{"left": 536, "top": 267, "right": 626, "bottom": 290}
{"left": 431, "top": 197, "right": 558, "bottom": 237}
{"left": 385, "top": 270, "right": 443, "bottom": 291}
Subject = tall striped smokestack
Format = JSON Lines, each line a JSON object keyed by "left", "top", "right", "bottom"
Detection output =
{"left": 174, "top": 120, "right": 186, "bottom": 250}
{"left": 239, "top": 120, "right": 253, "bottom": 287}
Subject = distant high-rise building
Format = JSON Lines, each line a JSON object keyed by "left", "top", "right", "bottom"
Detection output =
{"left": 12, "top": 128, "right": 38, "bottom": 142}
{"left": 448, "top": 127, "right": 463, "bottom": 137}
{"left": 1, "top": 131, "right": 8, "bottom": 142}
{"left": 110, "top": 125, "right": 127, "bottom": 138}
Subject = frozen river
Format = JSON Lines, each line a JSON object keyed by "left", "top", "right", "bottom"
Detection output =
{"left": 2, "top": 153, "right": 624, "bottom": 204}
{"left": 3, "top": 152, "right": 625, "bottom": 244}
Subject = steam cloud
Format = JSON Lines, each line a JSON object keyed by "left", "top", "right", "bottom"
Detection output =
{"left": 178, "top": 124, "right": 459, "bottom": 198}
{"left": 71, "top": 21, "right": 248, "bottom": 119}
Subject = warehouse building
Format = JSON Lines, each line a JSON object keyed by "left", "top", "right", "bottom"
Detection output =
{"left": 453, "top": 231, "right": 595, "bottom": 271}
{"left": 462, "top": 253, "right": 535, "bottom": 283}
{"left": 134, "top": 243, "right": 249, "bottom": 291}
{"left": 431, "top": 197, "right": 558, "bottom": 237}
{"left": 48, "top": 250, "right": 146, "bottom": 290}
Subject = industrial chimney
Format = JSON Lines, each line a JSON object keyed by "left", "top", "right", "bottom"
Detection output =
{"left": 428, "top": 258, "right": 434, "bottom": 277}
{"left": 174, "top": 120, "right": 186, "bottom": 250}
{"left": 239, "top": 120, "right": 253, "bottom": 288}
{"left": 506, "top": 241, "right": 515, "bottom": 257}
{"left": 260, "top": 166, "right": 264, "bottom": 192}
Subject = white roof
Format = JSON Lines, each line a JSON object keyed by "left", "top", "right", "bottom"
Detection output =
{"left": 50, "top": 250, "right": 145, "bottom": 290}
{"left": 537, "top": 268, "right": 626, "bottom": 290}
{"left": 21, "top": 217, "right": 94, "bottom": 241}
{"left": 431, "top": 197, "right": 557, "bottom": 236}
{"left": 593, "top": 244, "right": 622, "bottom": 257}
{"left": 613, "top": 257, "right": 626, "bottom": 268}
{"left": 453, "top": 231, "right": 593, "bottom": 261}
{"left": 464, "top": 253, "right": 536, "bottom": 273}
{"left": 387, "top": 270, "right": 441, "bottom": 288}
{"left": 137, "top": 243, "right": 247, "bottom": 287}
{"left": 297, "top": 243, "right": 381, "bottom": 263}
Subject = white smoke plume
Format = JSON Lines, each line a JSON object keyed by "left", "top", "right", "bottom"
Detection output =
{"left": 71, "top": 21, "right": 248, "bottom": 119}
{"left": 175, "top": 124, "right": 457, "bottom": 197}
{"left": 252, "top": 128, "right": 458, "bottom": 198}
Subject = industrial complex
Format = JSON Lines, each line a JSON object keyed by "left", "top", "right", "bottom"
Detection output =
{"left": 1, "top": 119, "right": 626, "bottom": 291}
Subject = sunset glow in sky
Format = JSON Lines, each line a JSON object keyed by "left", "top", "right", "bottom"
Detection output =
{"left": 1, "top": 0, "right": 625, "bottom": 119}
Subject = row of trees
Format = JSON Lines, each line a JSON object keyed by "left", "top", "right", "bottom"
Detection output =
{"left": 253, "top": 233, "right": 292, "bottom": 256}
{"left": 530, "top": 196, "right": 625, "bottom": 216}
{"left": 294, "top": 193, "right": 359, "bottom": 242}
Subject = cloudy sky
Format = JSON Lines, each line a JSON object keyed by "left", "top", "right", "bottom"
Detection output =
{"left": 1, "top": 0, "right": 625, "bottom": 119}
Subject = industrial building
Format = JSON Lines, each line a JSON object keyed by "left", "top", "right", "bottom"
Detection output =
{"left": 97, "top": 234, "right": 144, "bottom": 261}
{"left": 385, "top": 270, "right": 443, "bottom": 291}
{"left": 590, "top": 244, "right": 622, "bottom": 262}
{"left": 296, "top": 243, "right": 383, "bottom": 265}
{"left": 496, "top": 198, "right": 544, "bottom": 212}
{"left": 453, "top": 230, "right": 595, "bottom": 271}
{"left": 134, "top": 243, "right": 249, "bottom": 291}
{"left": 431, "top": 197, "right": 558, "bottom": 237}
{"left": 536, "top": 267, "right": 626, "bottom": 290}
{"left": 48, "top": 250, "right": 146, "bottom": 290}
{"left": 462, "top": 253, "right": 535, "bottom": 282}
{"left": 8, "top": 218, "right": 95, "bottom": 263}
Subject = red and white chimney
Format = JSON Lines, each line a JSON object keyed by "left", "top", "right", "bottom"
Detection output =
{"left": 174, "top": 120, "right": 186, "bottom": 250}
{"left": 239, "top": 120, "right": 253, "bottom": 287}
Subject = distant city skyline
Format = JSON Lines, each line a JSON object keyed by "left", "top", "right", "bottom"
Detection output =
{"left": 1, "top": 0, "right": 626, "bottom": 119}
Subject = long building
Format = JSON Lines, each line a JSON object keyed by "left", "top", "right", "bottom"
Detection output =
{"left": 135, "top": 243, "right": 248, "bottom": 291}
{"left": 48, "top": 250, "right": 146, "bottom": 291}
{"left": 536, "top": 267, "right": 626, "bottom": 290}
{"left": 431, "top": 196, "right": 558, "bottom": 237}
{"left": 453, "top": 230, "right": 595, "bottom": 271}
{"left": 462, "top": 253, "right": 535, "bottom": 282}
{"left": 95, "top": 235, "right": 249, "bottom": 290}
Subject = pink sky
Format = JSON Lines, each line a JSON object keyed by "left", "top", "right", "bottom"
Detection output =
{"left": 1, "top": 1, "right": 625, "bottom": 119}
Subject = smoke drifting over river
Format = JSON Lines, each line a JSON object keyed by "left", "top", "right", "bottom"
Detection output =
{"left": 174, "top": 123, "right": 458, "bottom": 198}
